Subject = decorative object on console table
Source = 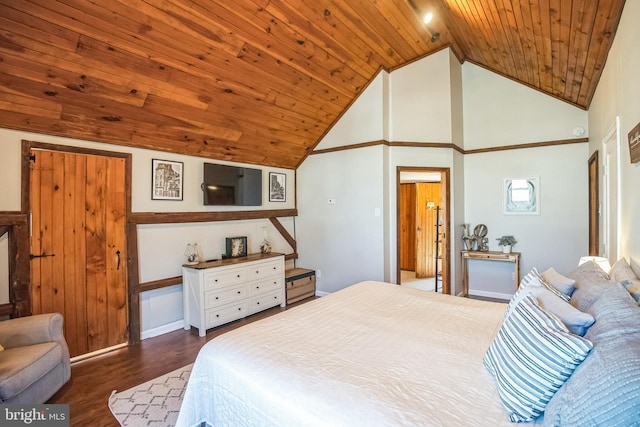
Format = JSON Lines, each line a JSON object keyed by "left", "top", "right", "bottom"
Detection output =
{"left": 182, "top": 253, "right": 285, "bottom": 336}
{"left": 474, "top": 224, "right": 489, "bottom": 251}
{"left": 226, "top": 236, "right": 247, "bottom": 258}
{"left": 285, "top": 268, "right": 316, "bottom": 304}
{"left": 269, "top": 172, "right": 286, "bottom": 202}
{"left": 496, "top": 235, "right": 517, "bottom": 254}
{"left": 151, "top": 159, "right": 183, "bottom": 200}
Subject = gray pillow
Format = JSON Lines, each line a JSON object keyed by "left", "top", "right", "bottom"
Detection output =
{"left": 583, "top": 282, "right": 640, "bottom": 341}
{"left": 541, "top": 267, "right": 576, "bottom": 296}
{"left": 536, "top": 289, "right": 594, "bottom": 336}
{"left": 543, "top": 333, "right": 640, "bottom": 426}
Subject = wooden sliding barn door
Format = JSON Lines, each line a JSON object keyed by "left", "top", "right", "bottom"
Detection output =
{"left": 30, "top": 149, "right": 128, "bottom": 358}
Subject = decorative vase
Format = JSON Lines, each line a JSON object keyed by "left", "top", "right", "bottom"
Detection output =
{"left": 184, "top": 243, "right": 199, "bottom": 265}
{"left": 259, "top": 227, "right": 272, "bottom": 254}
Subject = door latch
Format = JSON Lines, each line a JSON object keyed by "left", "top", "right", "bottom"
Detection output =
{"left": 30, "top": 253, "right": 55, "bottom": 260}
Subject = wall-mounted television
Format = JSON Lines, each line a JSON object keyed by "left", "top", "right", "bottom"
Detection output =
{"left": 202, "top": 163, "right": 262, "bottom": 206}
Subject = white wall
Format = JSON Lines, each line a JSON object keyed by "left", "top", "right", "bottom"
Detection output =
{"left": 298, "top": 49, "right": 462, "bottom": 294}
{"left": 296, "top": 146, "right": 385, "bottom": 293}
{"left": 390, "top": 49, "right": 453, "bottom": 143}
{"left": 464, "top": 144, "right": 589, "bottom": 298}
{"left": 463, "top": 63, "right": 588, "bottom": 149}
{"left": 462, "top": 63, "right": 589, "bottom": 299}
{"left": 298, "top": 48, "right": 591, "bottom": 299}
{"left": 0, "top": 128, "right": 295, "bottom": 338}
{"left": 588, "top": 0, "right": 640, "bottom": 272}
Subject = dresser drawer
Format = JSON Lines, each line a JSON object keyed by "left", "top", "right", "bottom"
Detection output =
{"left": 206, "top": 301, "right": 248, "bottom": 328}
{"left": 246, "top": 260, "right": 283, "bottom": 281}
{"left": 205, "top": 284, "right": 249, "bottom": 308}
{"left": 248, "top": 290, "right": 284, "bottom": 314}
{"left": 204, "top": 268, "right": 247, "bottom": 290}
{"left": 249, "top": 277, "right": 284, "bottom": 296}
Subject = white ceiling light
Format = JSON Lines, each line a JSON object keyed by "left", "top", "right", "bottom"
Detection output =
{"left": 424, "top": 12, "right": 433, "bottom": 24}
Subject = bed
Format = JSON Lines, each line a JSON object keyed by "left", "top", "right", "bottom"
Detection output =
{"left": 176, "top": 261, "right": 640, "bottom": 427}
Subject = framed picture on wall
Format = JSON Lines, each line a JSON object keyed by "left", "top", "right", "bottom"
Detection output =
{"left": 503, "top": 177, "right": 540, "bottom": 215}
{"left": 269, "top": 172, "right": 286, "bottom": 202}
{"left": 226, "top": 236, "right": 248, "bottom": 258}
{"left": 152, "top": 159, "right": 183, "bottom": 200}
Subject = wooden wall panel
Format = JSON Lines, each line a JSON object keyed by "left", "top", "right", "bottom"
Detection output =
{"left": 399, "top": 184, "right": 416, "bottom": 271}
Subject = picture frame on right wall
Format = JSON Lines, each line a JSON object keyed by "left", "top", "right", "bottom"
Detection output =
{"left": 503, "top": 177, "right": 540, "bottom": 215}
{"left": 269, "top": 172, "right": 286, "bottom": 202}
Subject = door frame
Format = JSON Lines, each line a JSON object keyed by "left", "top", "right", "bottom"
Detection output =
{"left": 396, "top": 166, "right": 450, "bottom": 294}
{"left": 601, "top": 117, "right": 621, "bottom": 261}
{"left": 21, "top": 140, "right": 133, "bottom": 344}
{"left": 588, "top": 150, "right": 599, "bottom": 256}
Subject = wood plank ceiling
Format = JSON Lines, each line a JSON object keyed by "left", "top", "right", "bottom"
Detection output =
{"left": 0, "top": 0, "right": 625, "bottom": 169}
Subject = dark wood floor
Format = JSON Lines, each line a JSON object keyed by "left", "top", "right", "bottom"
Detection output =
{"left": 49, "top": 298, "right": 314, "bottom": 427}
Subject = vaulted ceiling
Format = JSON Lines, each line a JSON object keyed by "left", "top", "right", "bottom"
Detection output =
{"left": 0, "top": 0, "right": 625, "bottom": 169}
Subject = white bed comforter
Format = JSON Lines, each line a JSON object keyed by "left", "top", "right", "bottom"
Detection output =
{"left": 176, "top": 281, "right": 527, "bottom": 427}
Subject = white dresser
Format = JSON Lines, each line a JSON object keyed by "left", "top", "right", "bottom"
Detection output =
{"left": 182, "top": 253, "right": 285, "bottom": 336}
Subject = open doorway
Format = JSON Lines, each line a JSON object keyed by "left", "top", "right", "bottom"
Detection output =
{"left": 396, "top": 167, "right": 450, "bottom": 294}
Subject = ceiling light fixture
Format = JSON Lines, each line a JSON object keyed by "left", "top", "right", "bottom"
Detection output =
{"left": 407, "top": 0, "right": 440, "bottom": 43}
{"left": 424, "top": 12, "right": 433, "bottom": 24}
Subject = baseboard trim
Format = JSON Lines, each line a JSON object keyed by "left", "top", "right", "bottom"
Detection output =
{"left": 141, "top": 320, "right": 185, "bottom": 340}
{"left": 468, "top": 289, "right": 512, "bottom": 301}
{"left": 315, "top": 290, "right": 330, "bottom": 297}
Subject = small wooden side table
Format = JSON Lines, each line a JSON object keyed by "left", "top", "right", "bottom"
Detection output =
{"left": 461, "top": 251, "right": 521, "bottom": 296}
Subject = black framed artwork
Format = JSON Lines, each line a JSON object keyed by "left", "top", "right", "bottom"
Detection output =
{"left": 151, "top": 159, "right": 183, "bottom": 200}
{"left": 226, "top": 236, "right": 248, "bottom": 258}
{"left": 269, "top": 172, "right": 286, "bottom": 202}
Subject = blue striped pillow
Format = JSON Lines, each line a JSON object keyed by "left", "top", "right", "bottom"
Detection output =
{"left": 484, "top": 295, "right": 593, "bottom": 422}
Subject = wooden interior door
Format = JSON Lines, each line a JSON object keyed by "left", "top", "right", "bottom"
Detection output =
{"left": 399, "top": 184, "right": 416, "bottom": 271}
{"left": 30, "top": 149, "right": 128, "bottom": 358}
{"left": 415, "top": 182, "right": 441, "bottom": 278}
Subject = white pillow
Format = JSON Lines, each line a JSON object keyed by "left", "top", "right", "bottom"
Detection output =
{"left": 541, "top": 267, "right": 576, "bottom": 296}
{"left": 484, "top": 295, "right": 593, "bottom": 422}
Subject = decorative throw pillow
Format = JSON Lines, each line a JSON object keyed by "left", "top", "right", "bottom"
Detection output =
{"left": 535, "top": 289, "right": 595, "bottom": 336}
{"left": 621, "top": 279, "right": 640, "bottom": 303}
{"left": 609, "top": 258, "right": 638, "bottom": 282}
{"left": 609, "top": 258, "right": 640, "bottom": 303}
{"left": 530, "top": 267, "right": 571, "bottom": 302}
{"left": 541, "top": 267, "right": 576, "bottom": 297}
{"left": 505, "top": 272, "right": 545, "bottom": 319}
{"left": 484, "top": 295, "right": 593, "bottom": 422}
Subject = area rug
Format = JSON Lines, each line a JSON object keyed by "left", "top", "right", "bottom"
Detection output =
{"left": 109, "top": 364, "right": 193, "bottom": 427}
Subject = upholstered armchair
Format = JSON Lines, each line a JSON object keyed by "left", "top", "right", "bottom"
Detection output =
{"left": 0, "top": 312, "right": 71, "bottom": 404}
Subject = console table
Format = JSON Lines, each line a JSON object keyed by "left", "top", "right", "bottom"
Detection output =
{"left": 461, "top": 251, "right": 521, "bottom": 296}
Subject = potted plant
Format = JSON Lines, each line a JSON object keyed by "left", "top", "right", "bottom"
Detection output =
{"left": 496, "top": 235, "right": 517, "bottom": 253}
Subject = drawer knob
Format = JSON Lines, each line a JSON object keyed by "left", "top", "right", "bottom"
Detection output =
{"left": 256, "top": 270, "right": 259, "bottom": 274}
{"left": 215, "top": 279, "right": 218, "bottom": 282}
{"left": 215, "top": 296, "right": 219, "bottom": 300}
{"left": 237, "top": 274, "right": 240, "bottom": 278}
{"left": 256, "top": 286, "right": 260, "bottom": 289}
{"left": 238, "top": 307, "right": 241, "bottom": 311}
{"left": 257, "top": 302, "right": 260, "bottom": 305}
{"left": 237, "top": 291, "right": 241, "bottom": 294}
{"left": 216, "top": 314, "right": 220, "bottom": 318}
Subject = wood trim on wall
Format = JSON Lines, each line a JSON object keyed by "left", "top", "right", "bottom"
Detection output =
{"left": 310, "top": 137, "right": 587, "bottom": 156}
{"left": 129, "top": 209, "right": 297, "bottom": 224}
